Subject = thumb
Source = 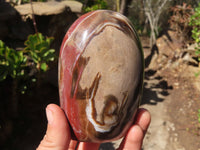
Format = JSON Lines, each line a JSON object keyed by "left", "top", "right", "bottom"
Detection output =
{"left": 37, "top": 104, "right": 71, "bottom": 150}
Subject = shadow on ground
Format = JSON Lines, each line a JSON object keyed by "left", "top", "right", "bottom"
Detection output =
{"left": 141, "top": 69, "right": 173, "bottom": 105}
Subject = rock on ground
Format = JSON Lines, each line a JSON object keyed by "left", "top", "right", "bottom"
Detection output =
{"left": 15, "top": 1, "right": 82, "bottom": 16}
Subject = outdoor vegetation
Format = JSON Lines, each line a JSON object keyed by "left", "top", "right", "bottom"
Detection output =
{"left": 190, "top": 3, "right": 200, "bottom": 76}
{"left": 0, "top": 33, "right": 55, "bottom": 82}
{"left": 0, "top": 0, "right": 200, "bottom": 149}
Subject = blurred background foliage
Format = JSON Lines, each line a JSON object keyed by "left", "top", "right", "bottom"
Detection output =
{"left": 77, "top": 0, "right": 108, "bottom": 12}
{"left": 0, "top": 33, "right": 55, "bottom": 93}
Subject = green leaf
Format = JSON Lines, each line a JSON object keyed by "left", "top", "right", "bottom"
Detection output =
{"left": 195, "top": 71, "right": 200, "bottom": 77}
{"left": 0, "top": 40, "right": 4, "bottom": 48}
{"left": 38, "top": 33, "right": 44, "bottom": 42}
{"left": 43, "top": 49, "right": 55, "bottom": 57}
{"left": 32, "top": 78, "right": 36, "bottom": 82}
{"left": 46, "top": 37, "right": 54, "bottom": 45}
{"left": 35, "top": 43, "right": 49, "bottom": 53}
{"left": 40, "top": 62, "right": 48, "bottom": 72}
{"left": 195, "top": 48, "right": 200, "bottom": 55}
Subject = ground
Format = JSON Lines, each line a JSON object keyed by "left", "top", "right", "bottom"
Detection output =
{"left": 141, "top": 35, "right": 200, "bottom": 150}
{"left": 142, "top": 64, "right": 200, "bottom": 150}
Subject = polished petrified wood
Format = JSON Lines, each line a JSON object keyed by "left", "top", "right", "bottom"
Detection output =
{"left": 58, "top": 10, "right": 144, "bottom": 143}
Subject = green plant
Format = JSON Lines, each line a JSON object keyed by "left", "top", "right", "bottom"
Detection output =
{"left": 0, "top": 33, "right": 55, "bottom": 118}
{"left": 24, "top": 33, "right": 55, "bottom": 72}
{"left": 189, "top": 3, "right": 200, "bottom": 59}
{"left": 128, "top": 16, "right": 144, "bottom": 35}
{"left": 79, "top": 0, "right": 108, "bottom": 13}
{"left": 0, "top": 40, "right": 27, "bottom": 81}
{"left": 189, "top": 3, "right": 200, "bottom": 75}
{"left": 0, "top": 33, "right": 55, "bottom": 92}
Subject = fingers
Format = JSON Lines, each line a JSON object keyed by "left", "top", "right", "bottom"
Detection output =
{"left": 36, "top": 105, "right": 150, "bottom": 150}
{"left": 118, "top": 125, "right": 144, "bottom": 150}
{"left": 135, "top": 108, "right": 151, "bottom": 133}
{"left": 68, "top": 140, "right": 78, "bottom": 150}
{"left": 37, "top": 104, "right": 71, "bottom": 150}
{"left": 118, "top": 108, "right": 151, "bottom": 150}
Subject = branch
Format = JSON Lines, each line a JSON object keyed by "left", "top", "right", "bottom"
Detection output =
{"left": 156, "top": 0, "right": 168, "bottom": 18}
{"left": 119, "top": 0, "right": 127, "bottom": 14}
{"left": 116, "top": 0, "right": 120, "bottom": 12}
{"left": 30, "top": 0, "right": 38, "bottom": 34}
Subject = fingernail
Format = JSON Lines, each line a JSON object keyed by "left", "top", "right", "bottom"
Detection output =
{"left": 46, "top": 107, "right": 54, "bottom": 125}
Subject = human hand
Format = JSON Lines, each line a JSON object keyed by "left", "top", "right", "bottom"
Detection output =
{"left": 37, "top": 104, "right": 151, "bottom": 150}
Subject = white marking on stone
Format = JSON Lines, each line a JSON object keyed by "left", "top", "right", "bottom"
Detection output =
{"left": 86, "top": 80, "right": 117, "bottom": 133}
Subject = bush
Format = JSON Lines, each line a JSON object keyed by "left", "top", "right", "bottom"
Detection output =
{"left": 0, "top": 33, "right": 55, "bottom": 93}
{"left": 189, "top": 3, "right": 200, "bottom": 76}
{"left": 0, "top": 40, "right": 27, "bottom": 81}
{"left": 189, "top": 3, "right": 200, "bottom": 60}
{"left": 24, "top": 33, "right": 55, "bottom": 72}
{"left": 78, "top": 0, "right": 108, "bottom": 13}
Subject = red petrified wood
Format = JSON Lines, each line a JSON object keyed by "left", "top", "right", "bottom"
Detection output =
{"left": 59, "top": 10, "right": 144, "bottom": 143}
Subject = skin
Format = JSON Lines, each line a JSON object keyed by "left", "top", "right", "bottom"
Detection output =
{"left": 37, "top": 104, "right": 151, "bottom": 150}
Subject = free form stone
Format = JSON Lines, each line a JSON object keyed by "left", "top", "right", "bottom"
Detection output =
{"left": 59, "top": 10, "right": 144, "bottom": 143}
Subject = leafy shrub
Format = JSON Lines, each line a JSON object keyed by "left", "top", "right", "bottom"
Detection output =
{"left": 0, "top": 40, "right": 27, "bottom": 81}
{"left": 0, "top": 33, "right": 55, "bottom": 93}
{"left": 189, "top": 3, "right": 200, "bottom": 76}
{"left": 24, "top": 33, "right": 55, "bottom": 72}
{"left": 189, "top": 3, "right": 200, "bottom": 61}
{"left": 78, "top": 0, "right": 108, "bottom": 13}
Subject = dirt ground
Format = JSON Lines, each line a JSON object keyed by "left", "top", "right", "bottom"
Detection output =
{"left": 141, "top": 35, "right": 200, "bottom": 150}
{"left": 142, "top": 64, "right": 200, "bottom": 150}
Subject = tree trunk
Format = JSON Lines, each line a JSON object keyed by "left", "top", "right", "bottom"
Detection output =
{"left": 139, "top": 0, "right": 145, "bottom": 26}
{"left": 116, "top": 0, "right": 120, "bottom": 12}
{"left": 143, "top": 0, "right": 169, "bottom": 47}
{"left": 119, "top": 0, "right": 127, "bottom": 14}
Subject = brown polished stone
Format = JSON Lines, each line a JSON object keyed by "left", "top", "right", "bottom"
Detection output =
{"left": 59, "top": 10, "right": 144, "bottom": 143}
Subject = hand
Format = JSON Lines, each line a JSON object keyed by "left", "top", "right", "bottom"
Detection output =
{"left": 37, "top": 104, "right": 151, "bottom": 150}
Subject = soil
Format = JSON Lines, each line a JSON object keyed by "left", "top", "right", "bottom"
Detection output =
{"left": 139, "top": 36, "right": 200, "bottom": 150}
{"left": 0, "top": 34, "right": 200, "bottom": 150}
{"left": 142, "top": 64, "right": 200, "bottom": 150}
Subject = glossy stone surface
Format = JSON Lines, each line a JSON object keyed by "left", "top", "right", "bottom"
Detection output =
{"left": 59, "top": 10, "right": 144, "bottom": 143}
